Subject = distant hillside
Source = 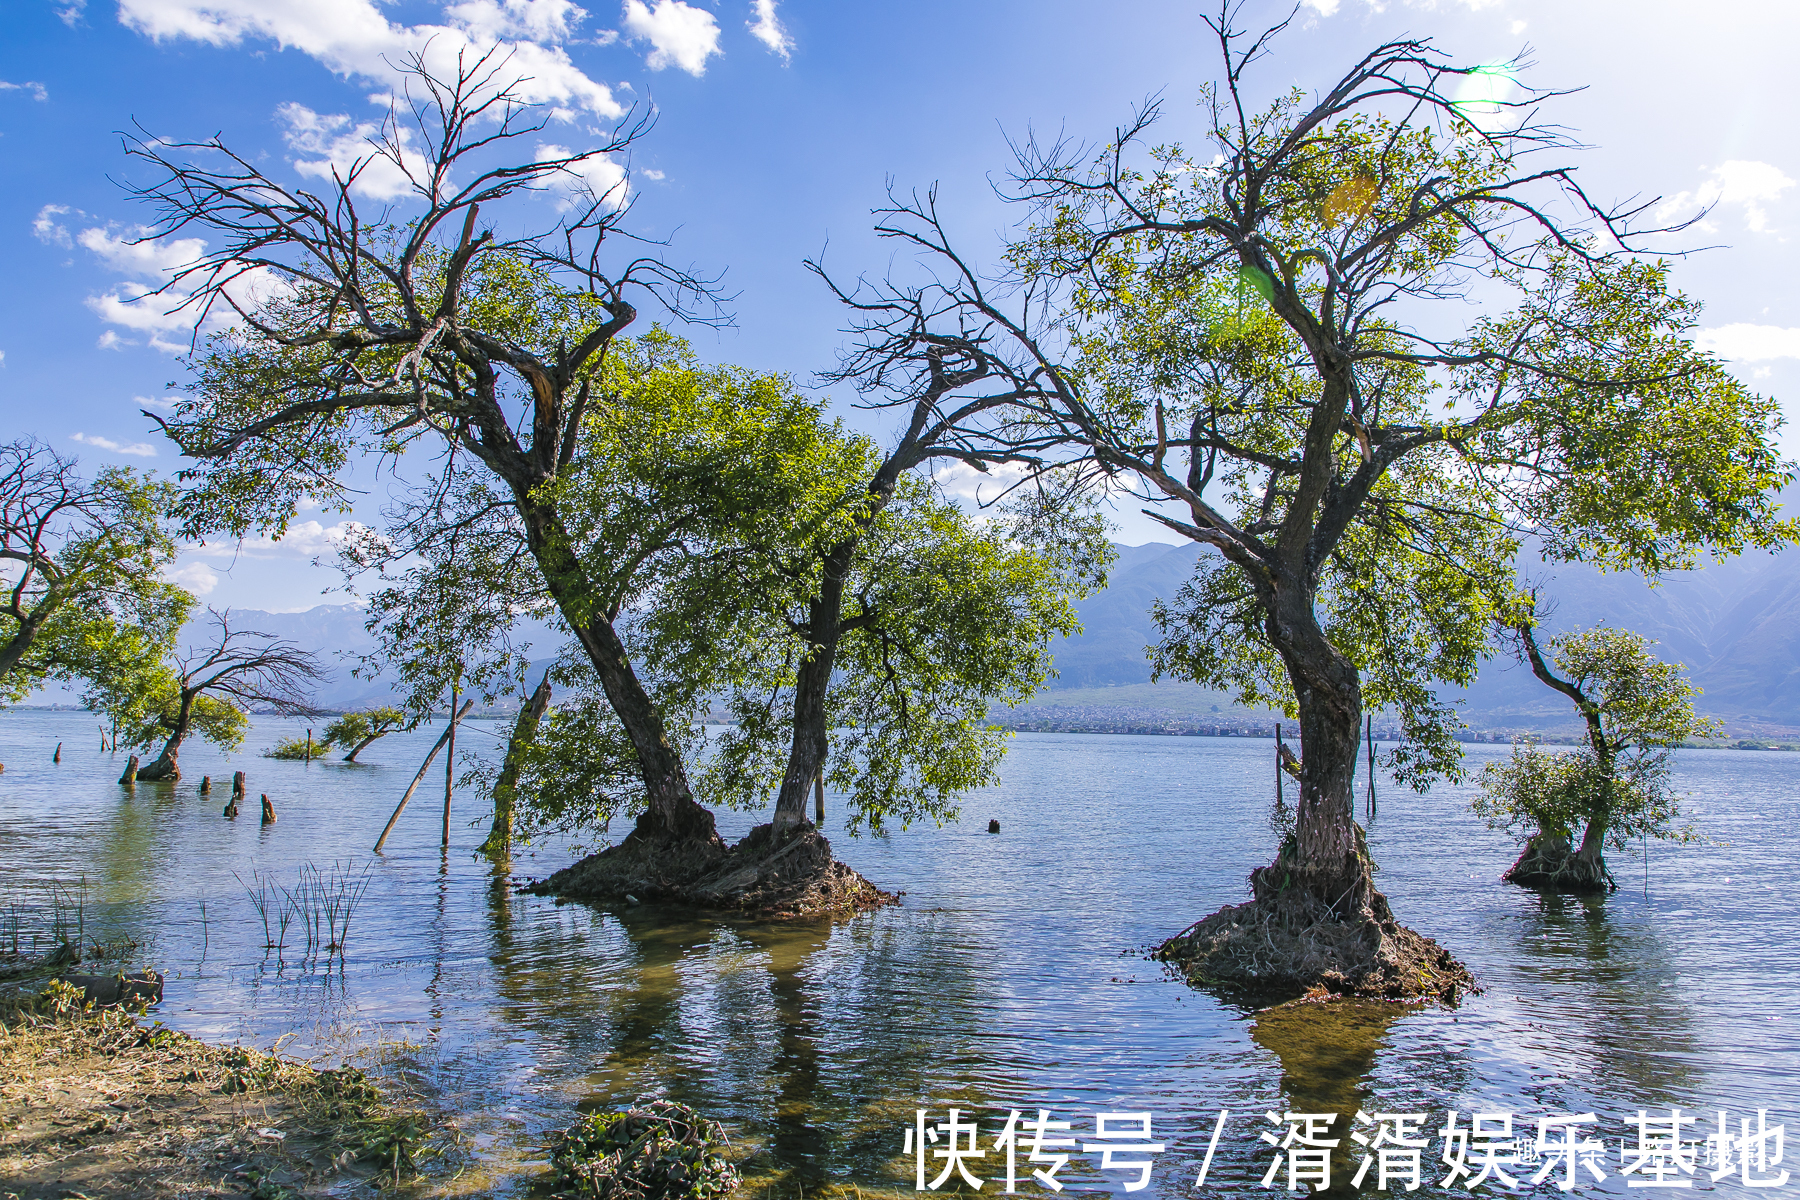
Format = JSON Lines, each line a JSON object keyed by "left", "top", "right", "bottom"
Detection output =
{"left": 1047, "top": 540, "right": 1800, "bottom": 736}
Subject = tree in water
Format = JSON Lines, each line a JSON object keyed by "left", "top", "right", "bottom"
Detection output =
{"left": 127, "top": 609, "right": 323, "bottom": 781}
{"left": 0, "top": 437, "right": 185, "bottom": 702}
{"left": 1474, "top": 614, "right": 1718, "bottom": 891}
{"left": 135, "top": 51, "right": 723, "bottom": 848}
{"left": 322, "top": 707, "right": 412, "bottom": 762}
{"left": 824, "top": 9, "right": 1794, "bottom": 996}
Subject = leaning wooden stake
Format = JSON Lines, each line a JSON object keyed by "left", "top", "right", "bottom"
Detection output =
{"left": 375, "top": 699, "right": 475, "bottom": 853}
{"left": 53, "top": 742, "right": 62, "bottom": 764}
{"left": 1365, "top": 715, "right": 1377, "bottom": 816}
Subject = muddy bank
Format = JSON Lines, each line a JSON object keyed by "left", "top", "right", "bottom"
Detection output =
{"left": 0, "top": 991, "right": 439, "bottom": 1199}
{"left": 527, "top": 819, "right": 898, "bottom": 919}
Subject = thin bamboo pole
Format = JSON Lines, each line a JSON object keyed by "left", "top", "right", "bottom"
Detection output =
{"left": 375, "top": 699, "right": 474, "bottom": 853}
{"left": 1274, "top": 723, "right": 1284, "bottom": 806}
{"left": 442, "top": 684, "right": 459, "bottom": 848}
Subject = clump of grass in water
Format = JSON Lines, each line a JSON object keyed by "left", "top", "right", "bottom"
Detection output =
{"left": 549, "top": 1100, "right": 741, "bottom": 1200}
{"left": 239, "top": 863, "right": 371, "bottom": 965}
{"left": 49, "top": 877, "right": 87, "bottom": 951}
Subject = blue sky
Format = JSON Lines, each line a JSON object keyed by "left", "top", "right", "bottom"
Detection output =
{"left": 3, "top": 0, "right": 1796, "bottom": 613}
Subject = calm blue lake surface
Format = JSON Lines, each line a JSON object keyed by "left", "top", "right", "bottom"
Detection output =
{"left": 0, "top": 708, "right": 1794, "bottom": 1198}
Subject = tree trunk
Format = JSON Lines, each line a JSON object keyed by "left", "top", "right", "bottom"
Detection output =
{"left": 772, "top": 541, "right": 855, "bottom": 830}
{"left": 0, "top": 617, "right": 43, "bottom": 684}
{"left": 135, "top": 689, "right": 195, "bottom": 782}
{"left": 343, "top": 731, "right": 385, "bottom": 762}
{"left": 1249, "top": 572, "right": 1385, "bottom": 921}
{"left": 480, "top": 671, "right": 552, "bottom": 857}
{"left": 517, "top": 497, "right": 717, "bottom": 845}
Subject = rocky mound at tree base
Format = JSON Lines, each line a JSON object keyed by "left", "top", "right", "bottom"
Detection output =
{"left": 528, "top": 819, "right": 898, "bottom": 919}
{"left": 1502, "top": 838, "right": 1617, "bottom": 893}
{"left": 1155, "top": 894, "right": 1477, "bottom": 1005}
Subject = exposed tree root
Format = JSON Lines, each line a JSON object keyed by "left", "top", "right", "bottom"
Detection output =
{"left": 1502, "top": 834, "right": 1616, "bottom": 892}
{"left": 528, "top": 816, "right": 897, "bottom": 920}
{"left": 1156, "top": 883, "right": 1476, "bottom": 1005}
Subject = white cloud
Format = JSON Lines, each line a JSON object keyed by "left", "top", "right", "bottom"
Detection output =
{"left": 136, "top": 394, "right": 183, "bottom": 411}
{"left": 445, "top": 0, "right": 584, "bottom": 41}
{"left": 71, "top": 432, "right": 158, "bottom": 457}
{"left": 0, "top": 81, "right": 48, "bottom": 102}
{"left": 622, "top": 0, "right": 721, "bottom": 75}
{"left": 932, "top": 460, "right": 1032, "bottom": 504}
{"left": 1696, "top": 324, "right": 1800, "bottom": 362}
{"left": 117, "top": 0, "right": 624, "bottom": 119}
{"left": 536, "top": 142, "right": 628, "bottom": 210}
{"left": 76, "top": 224, "right": 290, "bottom": 353}
{"left": 32, "top": 204, "right": 73, "bottom": 247}
{"left": 747, "top": 0, "right": 792, "bottom": 62}
{"left": 1658, "top": 161, "right": 1796, "bottom": 234}
{"left": 192, "top": 519, "right": 370, "bottom": 560}
{"left": 97, "top": 331, "right": 127, "bottom": 351}
{"left": 640, "top": 167, "right": 664, "bottom": 181}
{"left": 57, "top": 1, "right": 87, "bottom": 26}
{"left": 1301, "top": 0, "right": 1340, "bottom": 14}
{"left": 278, "top": 103, "right": 424, "bottom": 201}
{"left": 167, "top": 561, "right": 219, "bottom": 596}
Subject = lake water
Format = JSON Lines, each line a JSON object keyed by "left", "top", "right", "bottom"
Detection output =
{"left": 0, "top": 708, "right": 1795, "bottom": 1198}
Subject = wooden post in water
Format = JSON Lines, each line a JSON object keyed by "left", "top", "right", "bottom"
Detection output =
{"left": 442, "top": 685, "right": 458, "bottom": 849}
{"left": 200, "top": 775, "right": 211, "bottom": 794}
{"left": 53, "top": 742, "right": 61, "bottom": 764}
{"left": 1274, "top": 724, "right": 1284, "bottom": 806}
{"left": 1365, "top": 715, "right": 1377, "bottom": 816}
{"left": 814, "top": 767, "right": 825, "bottom": 824}
{"left": 305, "top": 729, "right": 313, "bottom": 763}
{"left": 375, "top": 699, "right": 474, "bottom": 853}
{"left": 119, "top": 755, "right": 139, "bottom": 785}
{"left": 261, "top": 794, "right": 277, "bottom": 824}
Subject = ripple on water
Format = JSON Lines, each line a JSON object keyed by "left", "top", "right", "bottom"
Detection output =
{"left": 0, "top": 711, "right": 1795, "bottom": 1197}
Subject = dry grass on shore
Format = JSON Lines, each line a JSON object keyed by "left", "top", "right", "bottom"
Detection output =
{"left": 0, "top": 985, "right": 440, "bottom": 1200}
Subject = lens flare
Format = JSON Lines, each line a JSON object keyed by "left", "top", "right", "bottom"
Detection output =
{"left": 1451, "top": 63, "right": 1519, "bottom": 133}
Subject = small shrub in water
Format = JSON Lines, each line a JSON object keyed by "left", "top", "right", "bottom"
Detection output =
{"left": 549, "top": 1100, "right": 740, "bottom": 1200}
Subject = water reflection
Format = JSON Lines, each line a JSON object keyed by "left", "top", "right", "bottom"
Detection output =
{"left": 1509, "top": 890, "right": 1702, "bottom": 1104}
{"left": 3, "top": 713, "right": 1797, "bottom": 1199}
{"left": 1250, "top": 1000, "right": 1412, "bottom": 1197}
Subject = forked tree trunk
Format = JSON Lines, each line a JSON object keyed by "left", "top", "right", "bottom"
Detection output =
{"left": 771, "top": 540, "right": 856, "bottom": 830}
{"left": 480, "top": 671, "right": 552, "bottom": 857}
{"left": 517, "top": 498, "right": 717, "bottom": 844}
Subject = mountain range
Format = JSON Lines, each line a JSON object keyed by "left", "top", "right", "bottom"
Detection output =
{"left": 96, "top": 537, "right": 1799, "bottom": 737}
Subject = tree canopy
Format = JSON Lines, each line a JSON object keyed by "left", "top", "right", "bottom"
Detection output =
{"left": 0, "top": 437, "right": 187, "bottom": 705}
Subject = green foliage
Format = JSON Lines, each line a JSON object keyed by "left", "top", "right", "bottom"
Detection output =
{"left": 549, "top": 1101, "right": 741, "bottom": 1200}
{"left": 698, "top": 476, "right": 1092, "bottom": 833}
{"left": 1011, "top": 68, "right": 1793, "bottom": 795}
{"left": 1, "top": 444, "right": 187, "bottom": 703}
{"left": 321, "top": 707, "right": 409, "bottom": 760}
{"left": 265, "top": 733, "right": 329, "bottom": 760}
{"left": 1473, "top": 744, "right": 1691, "bottom": 851}
{"left": 1473, "top": 627, "right": 1717, "bottom": 848}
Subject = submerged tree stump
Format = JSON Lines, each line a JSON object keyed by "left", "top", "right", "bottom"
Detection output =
{"left": 118, "top": 756, "right": 139, "bottom": 785}
{"left": 1502, "top": 832, "right": 1616, "bottom": 892}
{"left": 260, "top": 794, "right": 277, "bottom": 824}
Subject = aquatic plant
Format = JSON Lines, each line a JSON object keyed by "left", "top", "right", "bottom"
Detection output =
{"left": 549, "top": 1101, "right": 740, "bottom": 1200}
{"left": 49, "top": 877, "right": 86, "bottom": 949}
